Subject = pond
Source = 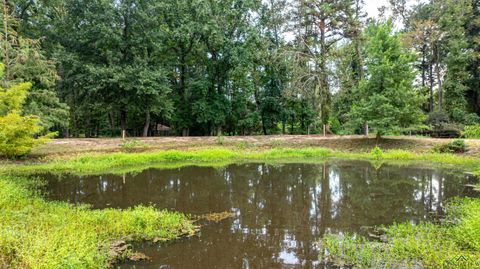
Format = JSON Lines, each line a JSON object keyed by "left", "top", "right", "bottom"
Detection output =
{"left": 40, "top": 160, "right": 478, "bottom": 269}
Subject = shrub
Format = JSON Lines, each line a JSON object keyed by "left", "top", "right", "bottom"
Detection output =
{"left": 462, "top": 125, "right": 480, "bottom": 139}
{"left": 434, "top": 139, "right": 467, "bottom": 154}
{"left": 451, "top": 107, "right": 468, "bottom": 123}
{"left": 329, "top": 117, "right": 341, "bottom": 134}
{"left": 236, "top": 141, "right": 251, "bottom": 149}
{"left": 464, "top": 113, "right": 480, "bottom": 125}
{"left": 427, "top": 110, "right": 450, "bottom": 129}
{"left": 0, "top": 70, "right": 52, "bottom": 158}
{"left": 119, "top": 139, "right": 149, "bottom": 153}
{"left": 370, "top": 146, "right": 383, "bottom": 159}
{"left": 0, "top": 113, "right": 52, "bottom": 158}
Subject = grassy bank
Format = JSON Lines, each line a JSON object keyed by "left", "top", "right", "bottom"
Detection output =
{"left": 321, "top": 198, "right": 480, "bottom": 268}
{"left": 1, "top": 146, "right": 480, "bottom": 268}
{"left": 3, "top": 147, "right": 480, "bottom": 176}
{"left": 27, "top": 136, "right": 480, "bottom": 159}
{"left": 0, "top": 176, "right": 195, "bottom": 269}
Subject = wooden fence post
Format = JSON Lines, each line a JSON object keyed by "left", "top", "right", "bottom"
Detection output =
{"left": 365, "top": 123, "right": 369, "bottom": 137}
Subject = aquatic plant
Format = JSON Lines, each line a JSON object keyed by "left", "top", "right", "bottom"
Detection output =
{"left": 0, "top": 176, "right": 195, "bottom": 269}
{"left": 370, "top": 146, "right": 384, "bottom": 160}
{"left": 3, "top": 147, "right": 480, "bottom": 177}
{"left": 1, "top": 147, "right": 480, "bottom": 268}
{"left": 321, "top": 198, "right": 480, "bottom": 268}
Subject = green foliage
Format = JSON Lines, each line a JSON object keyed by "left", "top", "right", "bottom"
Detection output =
{"left": 433, "top": 139, "right": 467, "bottom": 153}
{"left": 0, "top": 111, "right": 52, "bottom": 157}
{"left": 23, "top": 90, "right": 70, "bottom": 131}
{"left": 462, "top": 125, "right": 480, "bottom": 139}
{"left": 427, "top": 110, "right": 450, "bottom": 129}
{"left": 2, "top": 0, "right": 480, "bottom": 137}
{"left": 0, "top": 10, "right": 69, "bottom": 133}
{"left": 464, "top": 113, "right": 480, "bottom": 125}
{"left": 6, "top": 145, "right": 480, "bottom": 177}
{"left": 370, "top": 146, "right": 384, "bottom": 160}
{"left": 0, "top": 176, "right": 195, "bottom": 269}
{"left": 119, "top": 139, "right": 149, "bottom": 153}
{"left": 321, "top": 198, "right": 480, "bottom": 268}
{"left": 347, "top": 21, "right": 424, "bottom": 137}
{"left": 0, "top": 70, "right": 52, "bottom": 158}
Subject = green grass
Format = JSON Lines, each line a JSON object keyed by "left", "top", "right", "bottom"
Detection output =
{"left": 1, "top": 146, "right": 480, "bottom": 268}
{"left": 3, "top": 146, "right": 480, "bottom": 176}
{"left": 0, "top": 176, "right": 195, "bottom": 269}
{"left": 321, "top": 198, "right": 480, "bottom": 268}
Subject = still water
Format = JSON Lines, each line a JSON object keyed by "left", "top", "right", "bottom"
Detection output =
{"left": 41, "top": 160, "right": 477, "bottom": 269}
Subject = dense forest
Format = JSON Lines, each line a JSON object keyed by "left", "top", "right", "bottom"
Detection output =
{"left": 1, "top": 0, "right": 479, "bottom": 138}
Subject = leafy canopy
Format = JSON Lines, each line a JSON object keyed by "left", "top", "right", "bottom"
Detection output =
{"left": 348, "top": 20, "right": 424, "bottom": 136}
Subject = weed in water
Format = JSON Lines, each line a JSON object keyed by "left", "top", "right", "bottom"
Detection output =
{"left": 0, "top": 176, "right": 195, "bottom": 269}
{"left": 370, "top": 146, "right": 384, "bottom": 160}
{"left": 321, "top": 198, "right": 480, "bottom": 268}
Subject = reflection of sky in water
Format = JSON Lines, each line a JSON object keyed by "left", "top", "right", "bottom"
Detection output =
{"left": 329, "top": 170, "right": 342, "bottom": 219}
{"left": 278, "top": 249, "right": 299, "bottom": 265}
{"left": 413, "top": 173, "right": 443, "bottom": 212}
{"left": 42, "top": 162, "right": 473, "bottom": 269}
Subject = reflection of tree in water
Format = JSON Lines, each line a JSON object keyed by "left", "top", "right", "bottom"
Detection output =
{"left": 43, "top": 162, "right": 471, "bottom": 269}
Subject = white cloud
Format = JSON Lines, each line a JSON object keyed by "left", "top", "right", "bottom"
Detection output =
{"left": 364, "top": 0, "right": 390, "bottom": 18}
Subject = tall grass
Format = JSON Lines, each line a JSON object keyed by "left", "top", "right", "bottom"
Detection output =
{"left": 3, "top": 147, "right": 480, "bottom": 176}
{"left": 2, "top": 146, "right": 480, "bottom": 268}
{"left": 0, "top": 176, "right": 195, "bottom": 269}
{"left": 321, "top": 198, "right": 480, "bottom": 268}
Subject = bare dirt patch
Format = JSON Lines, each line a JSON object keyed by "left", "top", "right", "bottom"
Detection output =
{"left": 26, "top": 135, "right": 480, "bottom": 160}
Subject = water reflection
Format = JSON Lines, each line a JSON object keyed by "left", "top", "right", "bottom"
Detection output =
{"left": 41, "top": 161, "right": 476, "bottom": 269}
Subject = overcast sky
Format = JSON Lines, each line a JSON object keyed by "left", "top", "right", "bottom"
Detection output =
{"left": 364, "top": 0, "right": 389, "bottom": 18}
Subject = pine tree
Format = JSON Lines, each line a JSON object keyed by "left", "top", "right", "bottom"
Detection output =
{"left": 348, "top": 20, "right": 424, "bottom": 139}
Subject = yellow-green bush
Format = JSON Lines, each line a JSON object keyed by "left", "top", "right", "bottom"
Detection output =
{"left": 0, "top": 67, "right": 52, "bottom": 158}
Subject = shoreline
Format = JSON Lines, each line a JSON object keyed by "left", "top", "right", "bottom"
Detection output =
{"left": 1, "top": 144, "right": 479, "bottom": 268}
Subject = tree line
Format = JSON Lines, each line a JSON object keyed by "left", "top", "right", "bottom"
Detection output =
{"left": 1, "top": 0, "right": 479, "bottom": 138}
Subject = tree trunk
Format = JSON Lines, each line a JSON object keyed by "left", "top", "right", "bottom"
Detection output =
{"left": 262, "top": 116, "right": 267, "bottom": 135}
{"left": 108, "top": 111, "right": 115, "bottom": 136}
{"left": 120, "top": 109, "right": 127, "bottom": 137}
{"left": 3, "top": 0, "right": 9, "bottom": 81}
{"left": 142, "top": 111, "right": 150, "bottom": 137}
{"left": 355, "top": 39, "right": 364, "bottom": 82}
{"left": 290, "top": 115, "right": 295, "bottom": 135}
{"left": 436, "top": 47, "right": 443, "bottom": 110}
{"left": 85, "top": 117, "right": 91, "bottom": 138}
{"left": 421, "top": 45, "right": 426, "bottom": 88}
{"left": 376, "top": 132, "right": 381, "bottom": 144}
{"left": 429, "top": 63, "right": 434, "bottom": 112}
{"left": 318, "top": 19, "right": 329, "bottom": 124}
